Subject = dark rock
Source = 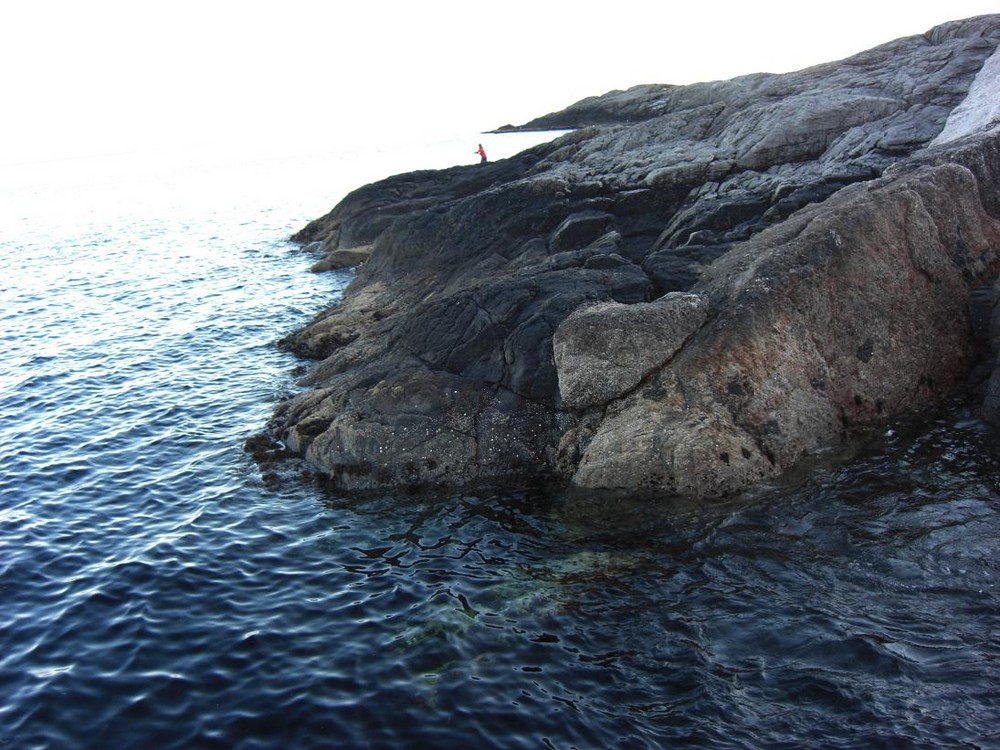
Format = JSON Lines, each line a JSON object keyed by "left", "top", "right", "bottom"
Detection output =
{"left": 516, "top": 83, "right": 678, "bottom": 130}
{"left": 548, "top": 210, "right": 615, "bottom": 253}
{"left": 978, "top": 277, "right": 1000, "bottom": 424}
{"left": 396, "top": 264, "right": 650, "bottom": 401}
{"left": 270, "top": 15, "right": 1000, "bottom": 498}
{"left": 642, "top": 244, "right": 732, "bottom": 296}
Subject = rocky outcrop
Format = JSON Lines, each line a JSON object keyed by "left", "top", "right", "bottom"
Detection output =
{"left": 570, "top": 158, "right": 1000, "bottom": 496}
{"left": 309, "top": 244, "right": 372, "bottom": 272}
{"left": 271, "top": 15, "right": 1000, "bottom": 498}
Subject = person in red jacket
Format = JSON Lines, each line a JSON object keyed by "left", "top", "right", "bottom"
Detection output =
{"left": 476, "top": 143, "right": 487, "bottom": 163}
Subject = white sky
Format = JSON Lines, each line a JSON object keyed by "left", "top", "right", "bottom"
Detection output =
{"left": 1, "top": 1, "right": 998, "bottom": 164}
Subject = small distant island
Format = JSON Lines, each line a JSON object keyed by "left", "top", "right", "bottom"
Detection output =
{"left": 264, "top": 15, "right": 1000, "bottom": 499}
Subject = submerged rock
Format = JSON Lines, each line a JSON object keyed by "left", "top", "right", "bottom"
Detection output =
{"left": 270, "top": 15, "right": 1000, "bottom": 499}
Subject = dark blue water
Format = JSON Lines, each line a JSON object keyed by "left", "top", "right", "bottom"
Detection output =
{"left": 2, "top": 147, "right": 998, "bottom": 749}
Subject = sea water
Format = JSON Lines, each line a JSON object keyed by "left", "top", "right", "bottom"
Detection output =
{"left": 1, "top": 133, "right": 998, "bottom": 749}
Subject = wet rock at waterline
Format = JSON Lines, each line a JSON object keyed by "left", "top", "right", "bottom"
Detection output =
{"left": 309, "top": 244, "right": 372, "bottom": 273}
{"left": 271, "top": 15, "right": 1000, "bottom": 498}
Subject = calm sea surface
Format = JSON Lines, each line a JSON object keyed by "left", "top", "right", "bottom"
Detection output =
{"left": 1, "top": 136, "right": 998, "bottom": 749}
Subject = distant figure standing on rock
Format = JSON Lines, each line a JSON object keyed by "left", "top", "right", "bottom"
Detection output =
{"left": 476, "top": 143, "right": 487, "bottom": 164}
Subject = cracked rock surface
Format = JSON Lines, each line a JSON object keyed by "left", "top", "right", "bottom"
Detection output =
{"left": 272, "top": 15, "right": 1000, "bottom": 497}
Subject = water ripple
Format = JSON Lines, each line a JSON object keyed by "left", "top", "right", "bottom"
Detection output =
{"left": 2, "top": 171, "right": 999, "bottom": 748}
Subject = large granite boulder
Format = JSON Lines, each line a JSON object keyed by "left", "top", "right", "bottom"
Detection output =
{"left": 552, "top": 292, "right": 709, "bottom": 409}
{"left": 569, "top": 157, "right": 1000, "bottom": 496}
{"left": 270, "top": 15, "right": 1000, "bottom": 498}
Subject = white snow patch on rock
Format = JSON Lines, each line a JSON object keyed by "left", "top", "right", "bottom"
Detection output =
{"left": 932, "top": 47, "right": 1000, "bottom": 145}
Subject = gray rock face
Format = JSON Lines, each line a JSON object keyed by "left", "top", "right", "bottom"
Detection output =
{"left": 271, "top": 15, "right": 1000, "bottom": 498}
{"left": 573, "top": 160, "right": 1000, "bottom": 496}
{"left": 552, "top": 293, "right": 708, "bottom": 409}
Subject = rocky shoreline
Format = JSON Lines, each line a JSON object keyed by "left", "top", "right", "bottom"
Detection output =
{"left": 268, "top": 15, "right": 1000, "bottom": 499}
